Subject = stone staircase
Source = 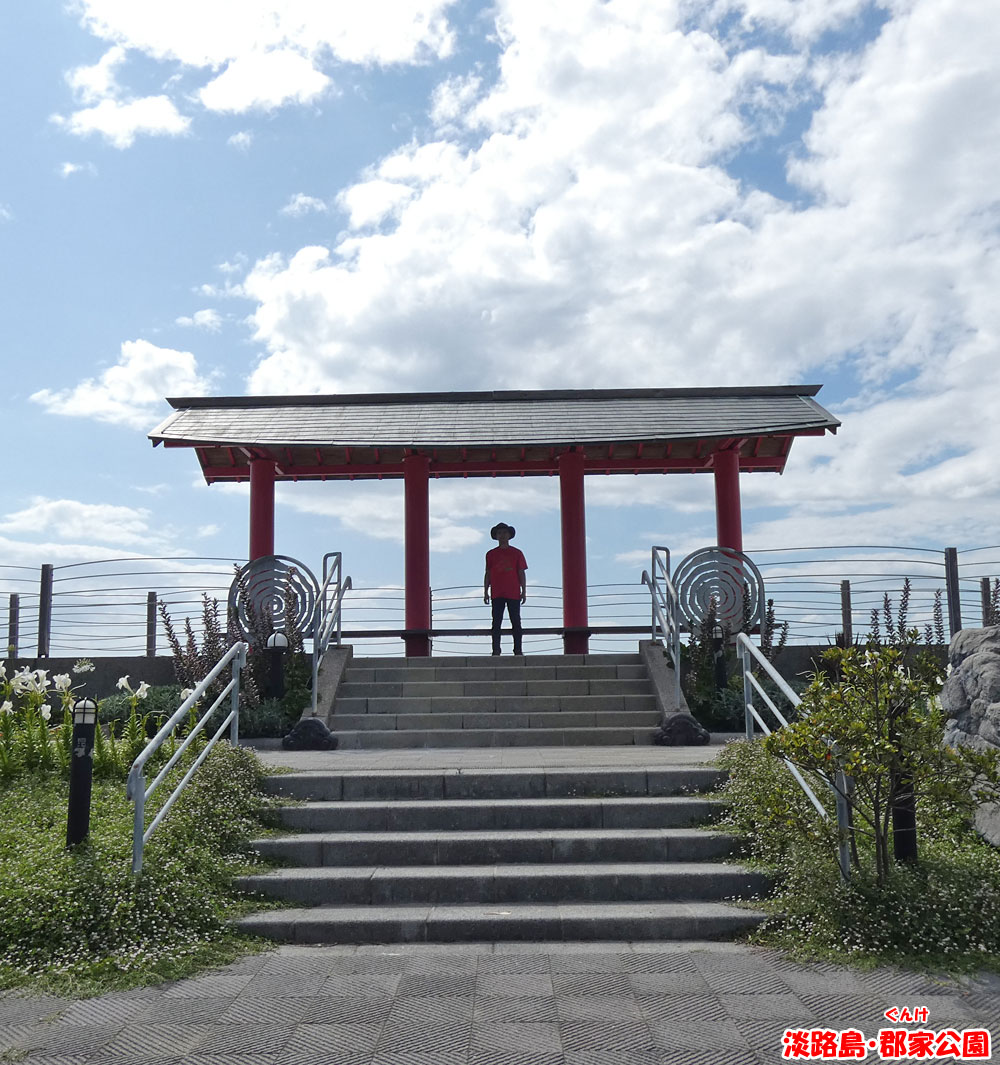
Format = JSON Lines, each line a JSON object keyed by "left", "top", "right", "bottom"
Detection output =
{"left": 235, "top": 651, "right": 767, "bottom": 944}
{"left": 326, "top": 652, "right": 663, "bottom": 748}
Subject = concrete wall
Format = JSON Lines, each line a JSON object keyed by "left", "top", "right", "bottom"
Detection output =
{"left": 5, "top": 656, "right": 178, "bottom": 700}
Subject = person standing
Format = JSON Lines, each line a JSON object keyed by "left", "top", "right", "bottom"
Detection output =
{"left": 484, "top": 522, "right": 527, "bottom": 656}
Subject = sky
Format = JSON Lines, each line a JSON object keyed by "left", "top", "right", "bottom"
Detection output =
{"left": 1, "top": 0, "right": 999, "bottom": 654}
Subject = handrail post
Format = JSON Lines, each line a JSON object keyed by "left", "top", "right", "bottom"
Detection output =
{"left": 146, "top": 592, "right": 157, "bottom": 657}
{"left": 37, "top": 564, "right": 53, "bottom": 657}
{"left": 840, "top": 580, "right": 852, "bottom": 647}
{"left": 7, "top": 593, "right": 18, "bottom": 660}
{"left": 944, "top": 547, "right": 962, "bottom": 636}
{"left": 741, "top": 640, "right": 754, "bottom": 739}
{"left": 229, "top": 645, "right": 242, "bottom": 746}
{"left": 130, "top": 769, "right": 145, "bottom": 874}
{"left": 981, "top": 578, "right": 992, "bottom": 627}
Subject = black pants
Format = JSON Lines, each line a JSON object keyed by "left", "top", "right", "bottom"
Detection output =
{"left": 491, "top": 597, "right": 523, "bottom": 655}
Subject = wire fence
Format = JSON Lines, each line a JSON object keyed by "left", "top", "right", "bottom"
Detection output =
{"left": 2, "top": 545, "right": 998, "bottom": 658}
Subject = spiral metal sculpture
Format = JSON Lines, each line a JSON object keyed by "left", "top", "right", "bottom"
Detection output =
{"left": 228, "top": 555, "right": 319, "bottom": 643}
{"left": 672, "top": 546, "right": 765, "bottom": 634}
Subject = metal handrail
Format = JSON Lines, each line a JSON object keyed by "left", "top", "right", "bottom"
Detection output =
{"left": 126, "top": 641, "right": 248, "bottom": 873}
{"left": 311, "top": 553, "right": 353, "bottom": 713}
{"left": 736, "top": 631, "right": 852, "bottom": 881}
{"left": 640, "top": 546, "right": 681, "bottom": 709}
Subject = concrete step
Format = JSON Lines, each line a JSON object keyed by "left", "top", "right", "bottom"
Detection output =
{"left": 253, "top": 826, "right": 741, "bottom": 865}
{"left": 264, "top": 766, "right": 725, "bottom": 801}
{"left": 333, "top": 694, "right": 658, "bottom": 714}
{"left": 235, "top": 861, "right": 769, "bottom": 906}
{"left": 345, "top": 664, "right": 650, "bottom": 683}
{"left": 234, "top": 900, "right": 766, "bottom": 944}
{"left": 268, "top": 795, "right": 723, "bottom": 831}
{"left": 333, "top": 727, "right": 660, "bottom": 748}
{"left": 328, "top": 711, "right": 662, "bottom": 731}
{"left": 351, "top": 654, "right": 643, "bottom": 669}
{"left": 336, "top": 679, "right": 654, "bottom": 699}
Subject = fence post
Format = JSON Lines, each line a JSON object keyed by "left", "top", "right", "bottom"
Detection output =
{"left": 7, "top": 594, "right": 18, "bottom": 660}
{"left": 146, "top": 592, "right": 157, "bottom": 657}
{"left": 840, "top": 580, "right": 853, "bottom": 646}
{"left": 982, "top": 578, "right": 993, "bottom": 627}
{"left": 37, "top": 564, "right": 53, "bottom": 658}
{"left": 944, "top": 548, "right": 962, "bottom": 637}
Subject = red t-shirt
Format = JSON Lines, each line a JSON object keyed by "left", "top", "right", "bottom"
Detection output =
{"left": 486, "top": 546, "right": 527, "bottom": 599}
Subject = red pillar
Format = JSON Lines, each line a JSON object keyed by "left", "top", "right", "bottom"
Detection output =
{"left": 248, "top": 458, "right": 276, "bottom": 561}
{"left": 404, "top": 453, "right": 431, "bottom": 657}
{"left": 559, "top": 449, "right": 589, "bottom": 655}
{"left": 713, "top": 446, "right": 743, "bottom": 553}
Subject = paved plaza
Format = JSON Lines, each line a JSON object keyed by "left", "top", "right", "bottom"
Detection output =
{"left": 1, "top": 940, "right": 998, "bottom": 1065}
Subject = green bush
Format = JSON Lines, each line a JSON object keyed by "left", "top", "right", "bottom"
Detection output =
{"left": 98, "top": 684, "right": 184, "bottom": 729}
{"left": 0, "top": 743, "right": 275, "bottom": 994}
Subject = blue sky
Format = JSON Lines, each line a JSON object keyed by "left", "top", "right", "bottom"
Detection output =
{"left": 1, "top": 0, "right": 998, "bottom": 652}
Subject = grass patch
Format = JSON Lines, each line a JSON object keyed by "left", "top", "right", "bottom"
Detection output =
{"left": 717, "top": 738, "right": 1000, "bottom": 974}
{"left": 0, "top": 744, "right": 280, "bottom": 997}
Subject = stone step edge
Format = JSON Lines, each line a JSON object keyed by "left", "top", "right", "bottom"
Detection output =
{"left": 238, "top": 859, "right": 757, "bottom": 879}
{"left": 233, "top": 901, "right": 766, "bottom": 943}
{"left": 264, "top": 772, "right": 725, "bottom": 799}
{"left": 256, "top": 824, "right": 733, "bottom": 840}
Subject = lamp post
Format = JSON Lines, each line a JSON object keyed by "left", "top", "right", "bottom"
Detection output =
{"left": 266, "top": 631, "right": 289, "bottom": 700}
{"left": 66, "top": 697, "right": 97, "bottom": 848}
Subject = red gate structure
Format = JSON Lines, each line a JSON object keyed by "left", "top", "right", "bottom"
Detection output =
{"left": 150, "top": 386, "right": 840, "bottom": 655}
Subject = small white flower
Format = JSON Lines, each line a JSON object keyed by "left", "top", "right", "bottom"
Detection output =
{"left": 180, "top": 688, "right": 195, "bottom": 701}
{"left": 40, "top": 704, "right": 52, "bottom": 721}
{"left": 53, "top": 674, "right": 72, "bottom": 692}
{"left": 135, "top": 681, "right": 150, "bottom": 700}
{"left": 73, "top": 658, "right": 95, "bottom": 674}
{"left": 117, "top": 676, "right": 132, "bottom": 693}
{"left": 0, "top": 662, "right": 6, "bottom": 680}
{"left": 0, "top": 700, "right": 12, "bottom": 715}
{"left": 33, "top": 669, "right": 48, "bottom": 688}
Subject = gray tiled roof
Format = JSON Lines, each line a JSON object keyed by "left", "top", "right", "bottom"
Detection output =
{"left": 150, "top": 387, "right": 839, "bottom": 448}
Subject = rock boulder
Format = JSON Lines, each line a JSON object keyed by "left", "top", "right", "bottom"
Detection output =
{"left": 941, "top": 626, "right": 1000, "bottom": 845}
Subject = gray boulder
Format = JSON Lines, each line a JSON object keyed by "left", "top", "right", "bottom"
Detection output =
{"left": 941, "top": 626, "right": 1000, "bottom": 845}
{"left": 282, "top": 716, "right": 338, "bottom": 750}
{"left": 654, "top": 712, "right": 711, "bottom": 746}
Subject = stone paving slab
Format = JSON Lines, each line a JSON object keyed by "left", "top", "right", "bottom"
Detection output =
{"left": 3, "top": 943, "right": 997, "bottom": 1065}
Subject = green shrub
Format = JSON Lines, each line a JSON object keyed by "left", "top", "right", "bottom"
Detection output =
{"left": 0, "top": 743, "right": 275, "bottom": 994}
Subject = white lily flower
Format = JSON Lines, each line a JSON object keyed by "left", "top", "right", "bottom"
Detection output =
{"left": 12, "top": 669, "right": 33, "bottom": 694}
{"left": 40, "top": 704, "right": 52, "bottom": 721}
{"left": 0, "top": 700, "right": 12, "bottom": 715}
{"left": 53, "top": 674, "right": 72, "bottom": 692}
{"left": 136, "top": 681, "right": 150, "bottom": 700}
{"left": 33, "top": 669, "right": 48, "bottom": 687}
{"left": 117, "top": 676, "right": 132, "bottom": 693}
{"left": 180, "top": 688, "right": 196, "bottom": 701}
{"left": 0, "top": 662, "right": 6, "bottom": 680}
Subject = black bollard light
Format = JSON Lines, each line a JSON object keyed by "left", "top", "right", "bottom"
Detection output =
{"left": 266, "top": 631, "right": 289, "bottom": 700}
{"left": 66, "top": 696, "right": 97, "bottom": 848}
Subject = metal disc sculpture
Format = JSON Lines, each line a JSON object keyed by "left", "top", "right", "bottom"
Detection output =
{"left": 672, "top": 546, "right": 765, "bottom": 635}
{"left": 228, "top": 555, "right": 319, "bottom": 644}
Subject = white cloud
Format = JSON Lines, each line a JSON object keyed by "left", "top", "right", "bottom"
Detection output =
{"left": 0, "top": 204, "right": 12, "bottom": 224}
{"left": 280, "top": 193, "right": 329, "bottom": 218}
{"left": 233, "top": 0, "right": 1000, "bottom": 556}
{"left": 31, "top": 339, "right": 214, "bottom": 429}
{"left": 199, "top": 49, "right": 330, "bottom": 112}
{"left": 53, "top": 95, "right": 190, "bottom": 148}
{"left": 227, "top": 130, "right": 253, "bottom": 150}
{"left": 176, "top": 309, "right": 223, "bottom": 331}
{"left": 59, "top": 161, "right": 97, "bottom": 178}
{"left": 0, "top": 498, "right": 163, "bottom": 550}
{"left": 65, "top": 0, "right": 457, "bottom": 124}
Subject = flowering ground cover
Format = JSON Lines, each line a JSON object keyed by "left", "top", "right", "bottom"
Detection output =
{"left": 0, "top": 662, "right": 278, "bottom": 996}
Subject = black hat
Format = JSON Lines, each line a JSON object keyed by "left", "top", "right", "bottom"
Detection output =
{"left": 490, "top": 522, "right": 516, "bottom": 540}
